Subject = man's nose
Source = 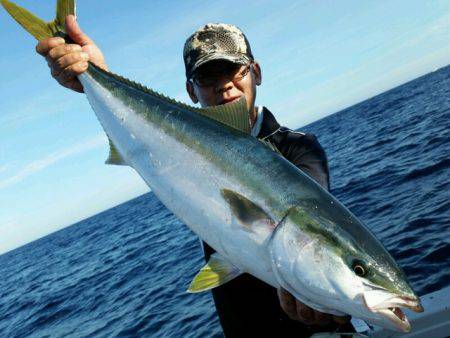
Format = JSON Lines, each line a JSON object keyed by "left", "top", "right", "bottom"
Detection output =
{"left": 214, "top": 77, "right": 234, "bottom": 93}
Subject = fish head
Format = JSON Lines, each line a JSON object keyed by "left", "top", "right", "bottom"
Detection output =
{"left": 269, "top": 206, "right": 423, "bottom": 332}
{"left": 341, "top": 252, "right": 423, "bottom": 332}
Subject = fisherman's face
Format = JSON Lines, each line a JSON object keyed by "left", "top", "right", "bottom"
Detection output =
{"left": 186, "top": 60, "right": 262, "bottom": 123}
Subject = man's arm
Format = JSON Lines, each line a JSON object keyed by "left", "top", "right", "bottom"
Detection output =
{"left": 35, "top": 15, "right": 107, "bottom": 92}
{"left": 285, "top": 133, "right": 330, "bottom": 190}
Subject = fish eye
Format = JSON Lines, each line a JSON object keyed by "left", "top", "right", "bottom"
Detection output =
{"left": 352, "top": 260, "right": 367, "bottom": 277}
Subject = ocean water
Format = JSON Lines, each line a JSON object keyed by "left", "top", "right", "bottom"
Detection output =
{"left": 1, "top": 65, "right": 449, "bottom": 337}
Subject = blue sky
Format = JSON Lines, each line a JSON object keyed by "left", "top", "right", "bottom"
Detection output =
{"left": 0, "top": 0, "right": 449, "bottom": 254}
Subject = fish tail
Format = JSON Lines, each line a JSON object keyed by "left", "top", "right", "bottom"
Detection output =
{"left": 1, "top": 0, "right": 75, "bottom": 40}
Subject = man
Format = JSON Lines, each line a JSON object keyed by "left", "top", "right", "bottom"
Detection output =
{"left": 36, "top": 16, "right": 353, "bottom": 337}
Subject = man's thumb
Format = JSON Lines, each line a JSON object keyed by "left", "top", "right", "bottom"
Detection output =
{"left": 65, "top": 15, "right": 92, "bottom": 46}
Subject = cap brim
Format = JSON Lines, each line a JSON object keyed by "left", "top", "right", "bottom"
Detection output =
{"left": 189, "top": 53, "right": 251, "bottom": 78}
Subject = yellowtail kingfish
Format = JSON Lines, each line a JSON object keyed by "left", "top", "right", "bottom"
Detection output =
{"left": 1, "top": 0, "right": 423, "bottom": 332}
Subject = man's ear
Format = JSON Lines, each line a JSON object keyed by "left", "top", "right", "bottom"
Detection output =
{"left": 186, "top": 80, "right": 199, "bottom": 104}
{"left": 252, "top": 61, "right": 262, "bottom": 86}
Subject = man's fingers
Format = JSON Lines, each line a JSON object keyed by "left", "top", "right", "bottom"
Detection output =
{"left": 65, "top": 15, "right": 93, "bottom": 46}
{"left": 34, "top": 16, "right": 97, "bottom": 94}
{"left": 277, "top": 288, "right": 347, "bottom": 327}
{"left": 56, "top": 61, "right": 88, "bottom": 85}
{"left": 332, "top": 314, "right": 351, "bottom": 324}
{"left": 50, "top": 51, "right": 89, "bottom": 73}
{"left": 277, "top": 288, "right": 298, "bottom": 320}
{"left": 68, "top": 80, "right": 84, "bottom": 93}
{"left": 54, "top": 60, "right": 87, "bottom": 94}
{"left": 50, "top": 66, "right": 62, "bottom": 79}
{"left": 295, "top": 300, "right": 315, "bottom": 324}
{"left": 313, "top": 310, "right": 332, "bottom": 326}
{"left": 36, "top": 37, "right": 65, "bottom": 56}
{"left": 47, "top": 44, "right": 83, "bottom": 61}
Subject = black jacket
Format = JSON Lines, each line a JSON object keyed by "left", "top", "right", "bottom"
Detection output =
{"left": 202, "top": 107, "right": 352, "bottom": 337}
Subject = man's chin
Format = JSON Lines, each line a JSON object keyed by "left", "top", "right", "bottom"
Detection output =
{"left": 220, "top": 96, "right": 242, "bottom": 105}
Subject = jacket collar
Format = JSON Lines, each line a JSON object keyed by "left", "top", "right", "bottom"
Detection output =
{"left": 257, "top": 107, "right": 281, "bottom": 139}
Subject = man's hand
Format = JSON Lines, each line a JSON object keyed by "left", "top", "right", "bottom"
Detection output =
{"left": 277, "top": 288, "right": 350, "bottom": 326}
{"left": 35, "top": 15, "right": 108, "bottom": 93}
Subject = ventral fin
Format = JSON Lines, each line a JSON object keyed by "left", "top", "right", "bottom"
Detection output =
{"left": 196, "top": 97, "right": 251, "bottom": 135}
{"left": 188, "top": 253, "right": 242, "bottom": 293}
{"left": 105, "top": 137, "right": 127, "bottom": 166}
{"left": 221, "top": 189, "right": 275, "bottom": 231}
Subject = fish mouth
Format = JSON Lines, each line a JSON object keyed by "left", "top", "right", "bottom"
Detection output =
{"left": 363, "top": 292, "right": 423, "bottom": 332}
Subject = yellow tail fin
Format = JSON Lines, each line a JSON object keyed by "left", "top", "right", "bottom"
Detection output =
{"left": 1, "top": 0, "right": 75, "bottom": 40}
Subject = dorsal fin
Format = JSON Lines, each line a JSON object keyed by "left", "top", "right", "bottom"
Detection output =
{"left": 197, "top": 97, "right": 251, "bottom": 134}
{"left": 88, "top": 63, "right": 252, "bottom": 135}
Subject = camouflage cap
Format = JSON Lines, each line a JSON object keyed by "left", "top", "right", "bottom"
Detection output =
{"left": 183, "top": 23, "right": 254, "bottom": 79}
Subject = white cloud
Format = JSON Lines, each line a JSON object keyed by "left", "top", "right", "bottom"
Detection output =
{"left": 0, "top": 134, "right": 106, "bottom": 190}
{"left": 0, "top": 89, "right": 69, "bottom": 129}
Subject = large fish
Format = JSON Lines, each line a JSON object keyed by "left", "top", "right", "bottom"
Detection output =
{"left": 2, "top": 0, "right": 423, "bottom": 332}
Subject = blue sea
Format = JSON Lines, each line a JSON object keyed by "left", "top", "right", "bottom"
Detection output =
{"left": 1, "top": 65, "right": 449, "bottom": 337}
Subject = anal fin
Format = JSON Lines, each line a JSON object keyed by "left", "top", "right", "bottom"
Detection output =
{"left": 187, "top": 253, "right": 242, "bottom": 293}
{"left": 105, "top": 137, "right": 127, "bottom": 166}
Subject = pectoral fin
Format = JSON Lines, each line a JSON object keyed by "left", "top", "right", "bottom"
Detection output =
{"left": 187, "top": 253, "right": 242, "bottom": 293}
{"left": 221, "top": 189, "right": 275, "bottom": 231}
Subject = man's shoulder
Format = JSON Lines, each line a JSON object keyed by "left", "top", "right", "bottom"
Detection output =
{"left": 258, "top": 109, "right": 330, "bottom": 189}
{"left": 257, "top": 107, "right": 325, "bottom": 153}
{"left": 258, "top": 106, "right": 330, "bottom": 190}
{"left": 275, "top": 127, "right": 323, "bottom": 149}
